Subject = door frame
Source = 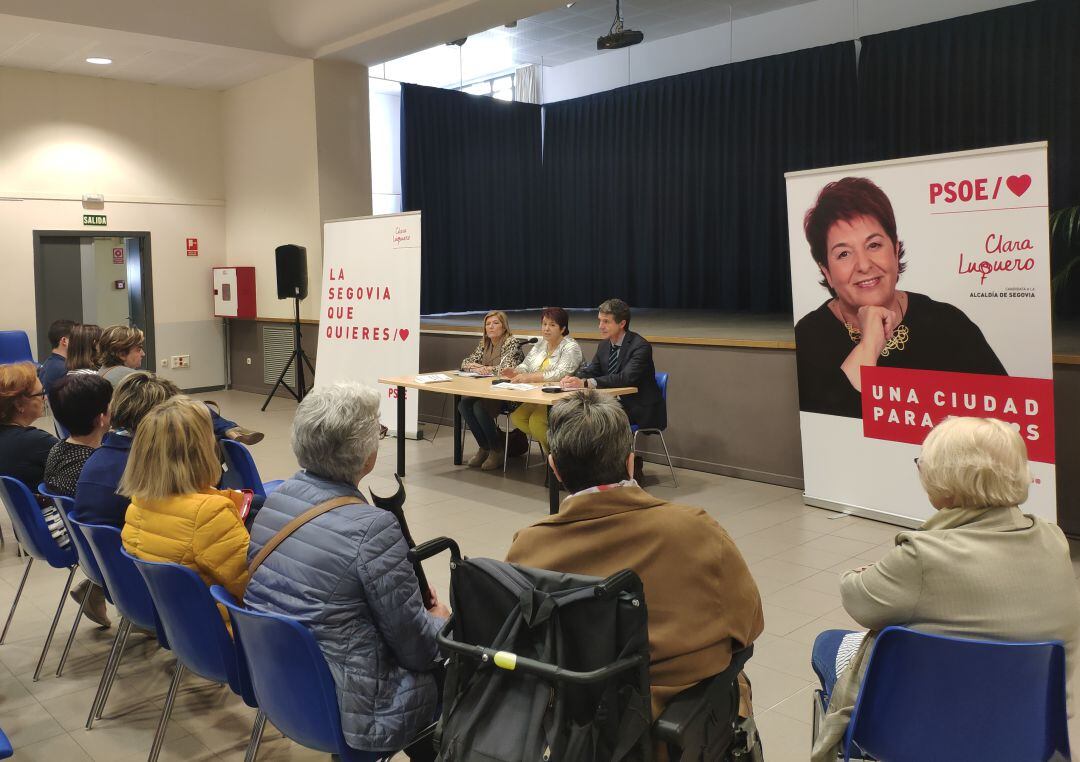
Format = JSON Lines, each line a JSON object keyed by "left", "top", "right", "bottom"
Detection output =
{"left": 33, "top": 230, "right": 156, "bottom": 371}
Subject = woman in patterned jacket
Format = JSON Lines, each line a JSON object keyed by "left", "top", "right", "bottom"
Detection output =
{"left": 457, "top": 310, "right": 525, "bottom": 470}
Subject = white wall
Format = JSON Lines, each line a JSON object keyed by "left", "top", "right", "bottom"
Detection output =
{"left": 370, "top": 78, "right": 403, "bottom": 215}
{"left": 0, "top": 66, "right": 227, "bottom": 389}
{"left": 543, "top": 0, "right": 1031, "bottom": 102}
{"left": 223, "top": 59, "right": 372, "bottom": 323}
{"left": 223, "top": 61, "right": 322, "bottom": 321}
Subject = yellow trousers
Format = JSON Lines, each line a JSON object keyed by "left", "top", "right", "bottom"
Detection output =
{"left": 510, "top": 403, "right": 549, "bottom": 450}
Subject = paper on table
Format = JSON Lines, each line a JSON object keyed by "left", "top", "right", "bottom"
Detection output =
{"left": 457, "top": 371, "right": 494, "bottom": 378}
{"left": 415, "top": 373, "right": 453, "bottom": 384}
{"left": 492, "top": 382, "right": 536, "bottom": 391}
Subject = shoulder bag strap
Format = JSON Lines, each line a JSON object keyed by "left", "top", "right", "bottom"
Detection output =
{"left": 247, "top": 495, "right": 357, "bottom": 578}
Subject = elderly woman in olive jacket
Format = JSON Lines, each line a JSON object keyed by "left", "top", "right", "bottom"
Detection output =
{"left": 244, "top": 383, "right": 450, "bottom": 758}
{"left": 811, "top": 417, "right": 1080, "bottom": 761}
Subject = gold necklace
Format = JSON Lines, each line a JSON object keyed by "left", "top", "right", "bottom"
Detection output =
{"left": 839, "top": 301, "right": 910, "bottom": 357}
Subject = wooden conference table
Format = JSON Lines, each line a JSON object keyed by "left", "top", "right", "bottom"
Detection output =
{"left": 377, "top": 372, "right": 636, "bottom": 514}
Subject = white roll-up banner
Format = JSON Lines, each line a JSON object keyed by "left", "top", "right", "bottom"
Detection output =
{"left": 316, "top": 211, "right": 421, "bottom": 437}
{"left": 785, "top": 143, "right": 1055, "bottom": 524}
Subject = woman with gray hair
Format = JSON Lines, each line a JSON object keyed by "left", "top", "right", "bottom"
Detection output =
{"left": 811, "top": 416, "right": 1080, "bottom": 761}
{"left": 244, "top": 382, "right": 449, "bottom": 760}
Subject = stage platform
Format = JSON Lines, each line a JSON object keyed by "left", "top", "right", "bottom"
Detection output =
{"left": 421, "top": 308, "right": 1080, "bottom": 363}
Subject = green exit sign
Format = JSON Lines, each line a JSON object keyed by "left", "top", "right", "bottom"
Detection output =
{"left": 83, "top": 214, "right": 107, "bottom": 226}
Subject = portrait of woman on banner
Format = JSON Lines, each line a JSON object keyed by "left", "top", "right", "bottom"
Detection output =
{"left": 794, "top": 177, "right": 1007, "bottom": 419}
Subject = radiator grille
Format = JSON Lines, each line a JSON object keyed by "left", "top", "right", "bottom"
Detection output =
{"left": 262, "top": 325, "right": 296, "bottom": 388}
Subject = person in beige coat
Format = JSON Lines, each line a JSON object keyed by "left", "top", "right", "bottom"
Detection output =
{"left": 506, "top": 389, "right": 764, "bottom": 721}
{"left": 811, "top": 416, "right": 1080, "bottom": 762}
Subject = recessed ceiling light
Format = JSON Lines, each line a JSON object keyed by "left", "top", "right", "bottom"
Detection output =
{"left": 86, "top": 57, "right": 112, "bottom": 65}
{"left": 566, "top": 2, "right": 576, "bottom": 6}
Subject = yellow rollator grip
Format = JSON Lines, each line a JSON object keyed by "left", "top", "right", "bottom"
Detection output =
{"left": 493, "top": 651, "right": 518, "bottom": 670}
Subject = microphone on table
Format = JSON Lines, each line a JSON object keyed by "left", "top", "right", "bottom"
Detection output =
{"left": 518, "top": 337, "right": 539, "bottom": 345}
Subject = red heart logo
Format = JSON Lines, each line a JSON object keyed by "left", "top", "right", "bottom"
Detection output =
{"left": 1006, "top": 174, "right": 1031, "bottom": 197}
{"left": 399, "top": 328, "right": 409, "bottom": 341}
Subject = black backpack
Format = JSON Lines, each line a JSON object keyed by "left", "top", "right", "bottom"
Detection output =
{"left": 435, "top": 557, "right": 653, "bottom": 762}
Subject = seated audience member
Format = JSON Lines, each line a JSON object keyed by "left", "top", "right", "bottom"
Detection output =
{"left": 245, "top": 382, "right": 449, "bottom": 761}
{"left": 73, "top": 372, "right": 180, "bottom": 527}
{"left": 44, "top": 374, "right": 113, "bottom": 496}
{"left": 0, "top": 362, "right": 57, "bottom": 488}
{"left": 810, "top": 416, "right": 1080, "bottom": 762}
{"left": 38, "top": 318, "right": 76, "bottom": 393}
{"left": 44, "top": 372, "right": 113, "bottom": 627}
{"left": 119, "top": 396, "right": 251, "bottom": 607}
{"left": 0, "top": 363, "right": 68, "bottom": 553}
{"left": 561, "top": 299, "right": 665, "bottom": 479}
{"left": 65, "top": 323, "right": 102, "bottom": 374}
{"left": 506, "top": 390, "right": 764, "bottom": 720}
{"left": 96, "top": 324, "right": 261, "bottom": 444}
{"left": 507, "top": 307, "right": 583, "bottom": 453}
{"left": 458, "top": 310, "right": 525, "bottom": 470}
{"left": 98, "top": 325, "right": 146, "bottom": 386}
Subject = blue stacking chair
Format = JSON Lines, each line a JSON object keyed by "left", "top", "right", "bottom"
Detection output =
{"left": 631, "top": 371, "right": 677, "bottom": 487}
{"left": 69, "top": 517, "right": 166, "bottom": 729}
{"left": 37, "top": 486, "right": 111, "bottom": 677}
{"left": 219, "top": 439, "right": 283, "bottom": 497}
{"left": 0, "top": 476, "right": 79, "bottom": 681}
{"left": 0, "top": 331, "right": 33, "bottom": 364}
{"left": 0, "top": 726, "right": 11, "bottom": 759}
{"left": 815, "top": 626, "right": 1070, "bottom": 762}
{"left": 128, "top": 555, "right": 264, "bottom": 762}
{"left": 211, "top": 586, "right": 397, "bottom": 762}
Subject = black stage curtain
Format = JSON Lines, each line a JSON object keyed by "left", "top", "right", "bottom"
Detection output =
{"left": 541, "top": 42, "right": 857, "bottom": 313}
{"left": 858, "top": 0, "right": 1080, "bottom": 210}
{"left": 401, "top": 83, "right": 543, "bottom": 314}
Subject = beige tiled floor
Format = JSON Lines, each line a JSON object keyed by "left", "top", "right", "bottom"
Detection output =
{"left": 3, "top": 390, "right": 1078, "bottom": 761}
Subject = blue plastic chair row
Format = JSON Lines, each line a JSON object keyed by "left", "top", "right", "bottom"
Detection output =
{"left": 0, "top": 476, "right": 78, "bottom": 681}
{"left": 812, "top": 626, "right": 1070, "bottom": 762}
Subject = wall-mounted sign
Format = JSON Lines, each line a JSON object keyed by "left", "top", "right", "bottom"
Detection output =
{"left": 114, "top": 280, "right": 126, "bottom": 290}
{"left": 112, "top": 247, "right": 124, "bottom": 264}
{"left": 186, "top": 237, "right": 199, "bottom": 257}
{"left": 83, "top": 214, "right": 107, "bottom": 226}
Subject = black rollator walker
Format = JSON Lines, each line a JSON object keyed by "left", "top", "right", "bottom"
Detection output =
{"left": 407, "top": 537, "right": 764, "bottom": 762}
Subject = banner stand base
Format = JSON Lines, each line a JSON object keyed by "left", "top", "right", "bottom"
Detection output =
{"left": 803, "top": 495, "right": 921, "bottom": 530}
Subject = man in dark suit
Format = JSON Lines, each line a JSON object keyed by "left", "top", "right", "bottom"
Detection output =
{"left": 561, "top": 299, "right": 665, "bottom": 478}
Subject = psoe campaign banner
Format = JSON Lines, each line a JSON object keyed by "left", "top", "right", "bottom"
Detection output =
{"left": 785, "top": 143, "right": 1055, "bottom": 524}
{"left": 315, "top": 211, "right": 421, "bottom": 437}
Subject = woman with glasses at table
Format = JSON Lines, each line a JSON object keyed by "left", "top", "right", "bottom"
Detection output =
{"left": 457, "top": 310, "right": 526, "bottom": 470}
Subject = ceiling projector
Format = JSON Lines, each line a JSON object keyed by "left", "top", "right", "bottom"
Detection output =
{"left": 597, "top": 0, "right": 643, "bottom": 50}
{"left": 597, "top": 28, "right": 644, "bottom": 49}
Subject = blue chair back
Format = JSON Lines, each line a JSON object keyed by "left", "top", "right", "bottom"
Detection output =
{"left": 0, "top": 476, "right": 76, "bottom": 568}
{"left": 0, "top": 331, "right": 33, "bottom": 364}
{"left": 211, "top": 586, "right": 362, "bottom": 759}
{"left": 69, "top": 517, "right": 161, "bottom": 637}
{"left": 847, "top": 626, "right": 1069, "bottom": 762}
{"left": 37, "top": 485, "right": 108, "bottom": 591}
{"left": 127, "top": 554, "right": 255, "bottom": 706}
{"left": 654, "top": 372, "right": 669, "bottom": 401}
{"left": 219, "top": 440, "right": 281, "bottom": 497}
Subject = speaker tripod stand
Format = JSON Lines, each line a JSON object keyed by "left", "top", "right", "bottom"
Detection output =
{"left": 261, "top": 293, "right": 315, "bottom": 411}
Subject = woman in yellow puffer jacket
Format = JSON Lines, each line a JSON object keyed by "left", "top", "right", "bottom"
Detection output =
{"left": 119, "top": 396, "right": 250, "bottom": 605}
